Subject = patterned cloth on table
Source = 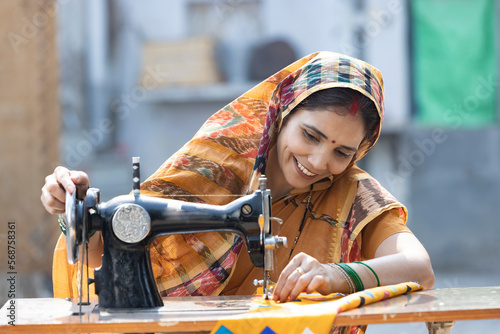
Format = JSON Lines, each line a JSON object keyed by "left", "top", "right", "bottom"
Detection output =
{"left": 212, "top": 282, "right": 423, "bottom": 334}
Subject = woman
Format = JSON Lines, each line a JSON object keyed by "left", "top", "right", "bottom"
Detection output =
{"left": 42, "top": 51, "right": 434, "bottom": 331}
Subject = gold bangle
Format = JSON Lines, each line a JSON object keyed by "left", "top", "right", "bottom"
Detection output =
{"left": 328, "top": 263, "right": 355, "bottom": 294}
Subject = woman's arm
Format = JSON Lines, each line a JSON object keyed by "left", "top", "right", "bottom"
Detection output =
{"left": 272, "top": 232, "right": 434, "bottom": 302}
{"left": 81, "top": 232, "right": 103, "bottom": 268}
{"left": 365, "top": 232, "right": 435, "bottom": 289}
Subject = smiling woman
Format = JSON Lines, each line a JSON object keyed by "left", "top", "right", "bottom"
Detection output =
{"left": 267, "top": 106, "right": 367, "bottom": 197}
{"left": 266, "top": 87, "right": 380, "bottom": 198}
{"left": 43, "top": 51, "right": 434, "bottom": 334}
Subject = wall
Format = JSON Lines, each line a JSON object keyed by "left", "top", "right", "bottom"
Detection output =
{"left": 0, "top": 0, "right": 61, "bottom": 306}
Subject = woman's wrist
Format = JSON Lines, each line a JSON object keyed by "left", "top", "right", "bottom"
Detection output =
{"left": 326, "top": 263, "right": 355, "bottom": 294}
{"left": 327, "top": 261, "right": 380, "bottom": 294}
{"left": 333, "top": 262, "right": 364, "bottom": 292}
{"left": 58, "top": 214, "right": 96, "bottom": 238}
{"left": 57, "top": 214, "right": 67, "bottom": 235}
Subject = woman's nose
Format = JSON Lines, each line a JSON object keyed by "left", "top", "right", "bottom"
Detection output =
{"left": 308, "top": 152, "right": 329, "bottom": 172}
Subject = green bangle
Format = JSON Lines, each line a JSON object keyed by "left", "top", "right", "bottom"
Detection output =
{"left": 58, "top": 214, "right": 67, "bottom": 235}
{"left": 354, "top": 261, "right": 380, "bottom": 287}
{"left": 58, "top": 214, "right": 96, "bottom": 238}
{"left": 335, "top": 262, "right": 364, "bottom": 292}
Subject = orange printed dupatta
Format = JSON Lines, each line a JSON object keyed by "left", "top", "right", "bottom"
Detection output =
{"left": 52, "top": 52, "right": 406, "bottom": 304}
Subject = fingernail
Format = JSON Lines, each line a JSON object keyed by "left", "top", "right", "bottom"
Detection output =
{"left": 67, "top": 184, "right": 75, "bottom": 193}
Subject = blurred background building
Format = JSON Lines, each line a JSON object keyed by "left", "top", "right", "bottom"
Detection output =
{"left": 0, "top": 0, "right": 498, "bottom": 332}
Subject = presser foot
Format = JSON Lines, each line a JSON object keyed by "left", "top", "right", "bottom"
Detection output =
{"left": 253, "top": 278, "right": 276, "bottom": 300}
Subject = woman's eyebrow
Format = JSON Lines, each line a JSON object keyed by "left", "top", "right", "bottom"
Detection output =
{"left": 340, "top": 145, "right": 358, "bottom": 152}
{"left": 304, "top": 123, "right": 328, "bottom": 139}
{"left": 303, "top": 123, "right": 358, "bottom": 152}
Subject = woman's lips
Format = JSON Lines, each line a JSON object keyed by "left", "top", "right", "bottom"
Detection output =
{"left": 294, "top": 157, "right": 317, "bottom": 178}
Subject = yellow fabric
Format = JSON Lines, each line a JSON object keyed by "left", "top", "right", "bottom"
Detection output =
{"left": 212, "top": 282, "right": 423, "bottom": 334}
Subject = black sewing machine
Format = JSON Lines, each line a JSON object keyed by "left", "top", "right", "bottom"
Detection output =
{"left": 65, "top": 157, "right": 287, "bottom": 309}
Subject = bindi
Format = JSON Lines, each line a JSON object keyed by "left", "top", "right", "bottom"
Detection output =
{"left": 331, "top": 140, "right": 336, "bottom": 144}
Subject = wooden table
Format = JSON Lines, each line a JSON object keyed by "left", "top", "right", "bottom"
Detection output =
{"left": 1, "top": 286, "right": 499, "bottom": 333}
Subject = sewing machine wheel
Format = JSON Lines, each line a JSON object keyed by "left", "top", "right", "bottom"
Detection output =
{"left": 65, "top": 190, "right": 84, "bottom": 264}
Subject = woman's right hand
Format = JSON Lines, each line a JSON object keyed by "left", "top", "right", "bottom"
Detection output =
{"left": 41, "top": 166, "right": 90, "bottom": 215}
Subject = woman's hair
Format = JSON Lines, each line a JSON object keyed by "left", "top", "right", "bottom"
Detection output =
{"left": 289, "top": 88, "right": 380, "bottom": 147}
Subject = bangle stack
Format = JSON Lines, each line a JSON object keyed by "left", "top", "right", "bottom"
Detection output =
{"left": 335, "top": 262, "right": 364, "bottom": 292}
{"left": 58, "top": 214, "right": 67, "bottom": 235}
{"left": 328, "top": 261, "right": 379, "bottom": 294}
{"left": 328, "top": 263, "right": 355, "bottom": 294}
{"left": 58, "top": 214, "right": 96, "bottom": 238}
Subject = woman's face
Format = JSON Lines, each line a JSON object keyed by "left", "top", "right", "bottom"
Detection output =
{"left": 274, "top": 107, "right": 366, "bottom": 191}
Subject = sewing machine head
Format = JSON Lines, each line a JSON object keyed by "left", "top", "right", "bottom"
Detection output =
{"left": 65, "top": 157, "right": 287, "bottom": 309}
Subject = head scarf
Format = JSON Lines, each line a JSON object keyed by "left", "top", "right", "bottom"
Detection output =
{"left": 248, "top": 52, "right": 384, "bottom": 191}
{"left": 52, "top": 52, "right": 403, "bottom": 305}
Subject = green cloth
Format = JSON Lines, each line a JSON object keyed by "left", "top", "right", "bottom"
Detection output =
{"left": 412, "top": 0, "right": 497, "bottom": 128}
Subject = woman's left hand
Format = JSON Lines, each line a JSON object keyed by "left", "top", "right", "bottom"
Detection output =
{"left": 272, "top": 252, "right": 335, "bottom": 303}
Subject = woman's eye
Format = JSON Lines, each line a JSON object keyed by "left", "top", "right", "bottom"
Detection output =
{"left": 303, "top": 129, "right": 318, "bottom": 142}
{"left": 336, "top": 150, "right": 350, "bottom": 158}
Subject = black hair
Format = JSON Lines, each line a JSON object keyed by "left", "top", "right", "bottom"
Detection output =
{"left": 289, "top": 88, "right": 380, "bottom": 147}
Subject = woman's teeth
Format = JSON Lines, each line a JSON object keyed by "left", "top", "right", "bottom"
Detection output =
{"left": 296, "top": 160, "right": 317, "bottom": 177}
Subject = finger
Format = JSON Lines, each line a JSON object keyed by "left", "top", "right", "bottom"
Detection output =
{"left": 44, "top": 174, "right": 66, "bottom": 204}
{"left": 41, "top": 187, "right": 65, "bottom": 214}
{"left": 276, "top": 267, "right": 304, "bottom": 303}
{"left": 273, "top": 256, "right": 308, "bottom": 301}
{"left": 272, "top": 265, "right": 297, "bottom": 301}
{"left": 69, "top": 170, "right": 90, "bottom": 187}
{"left": 306, "top": 275, "right": 328, "bottom": 295}
{"left": 288, "top": 272, "right": 311, "bottom": 301}
{"left": 70, "top": 171, "right": 90, "bottom": 199}
{"left": 54, "top": 166, "right": 76, "bottom": 194}
{"left": 272, "top": 271, "right": 289, "bottom": 301}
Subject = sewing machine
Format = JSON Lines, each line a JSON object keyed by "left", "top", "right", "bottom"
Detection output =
{"left": 64, "top": 157, "right": 287, "bottom": 309}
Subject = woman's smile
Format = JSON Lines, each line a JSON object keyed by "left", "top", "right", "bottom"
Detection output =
{"left": 266, "top": 106, "right": 366, "bottom": 197}
{"left": 294, "top": 157, "right": 317, "bottom": 178}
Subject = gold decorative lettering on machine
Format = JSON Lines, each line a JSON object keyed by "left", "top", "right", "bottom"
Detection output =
{"left": 65, "top": 157, "right": 287, "bottom": 310}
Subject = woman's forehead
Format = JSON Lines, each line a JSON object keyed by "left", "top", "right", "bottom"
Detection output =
{"left": 290, "top": 108, "right": 365, "bottom": 144}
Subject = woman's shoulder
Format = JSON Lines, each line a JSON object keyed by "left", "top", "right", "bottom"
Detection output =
{"left": 331, "top": 165, "right": 377, "bottom": 190}
{"left": 332, "top": 165, "right": 405, "bottom": 219}
{"left": 339, "top": 166, "right": 390, "bottom": 193}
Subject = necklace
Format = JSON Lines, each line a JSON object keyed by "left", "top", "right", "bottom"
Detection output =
{"left": 288, "top": 186, "right": 313, "bottom": 261}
